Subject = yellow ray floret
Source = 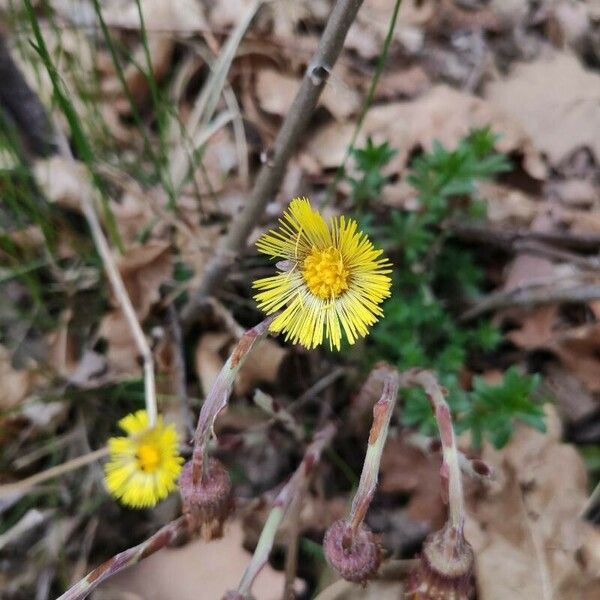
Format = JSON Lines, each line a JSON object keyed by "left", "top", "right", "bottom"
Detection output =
{"left": 104, "top": 410, "right": 184, "bottom": 509}
{"left": 253, "top": 197, "right": 392, "bottom": 350}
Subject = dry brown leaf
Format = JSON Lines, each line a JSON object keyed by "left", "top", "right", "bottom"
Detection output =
{"left": 195, "top": 331, "right": 287, "bottom": 398}
{"left": 0, "top": 346, "right": 32, "bottom": 411}
{"left": 480, "top": 182, "right": 540, "bottom": 226}
{"left": 97, "top": 242, "right": 171, "bottom": 374}
{"left": 103, "top": 0, "right": 208, "bottom": 32}
{"left": 256, "top": 68, "right": 360, "bottom": 122}
{"left": 306, "top": 85, "right": 545, "bottom": 180}
{"left": 379, "top": 438, "right": 447, "bottom": 530}
{"left": 115, "top": 241, "right": 172, "bottom": 321}
{"left": 100, "top": 520, "right": 304, "bottom": 600}
{"left": 507, "top": 305, "right": 559, "bottom": 349}
{"left": 465, "top": 405, "right": 600, "bottom": 599}
{"left": 546, "top": 323, "right": 600, "bottom": 392}
{"left": 485, "top": 52, "right": 600, "bottom": 166}
{"left": 33, "top": 156, "right": 90, "bottom": 212}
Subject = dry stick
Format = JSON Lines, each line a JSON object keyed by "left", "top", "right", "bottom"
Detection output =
{"left": 452, "top": 223, "right": 600, "bottom": 253}
{"left": 181, "top": 0, "right": 365, "bottom": 328}
{"left": 191, "top": 315, "right": 276, "bottom": 484}
{"left": 0, "top": 447, "right": 109, "bottom": 500}
{"left": 52, "top": 134, "right": 159, "bottom": 425}
{"left": 77, "top": 182, "right": 158, "bottom": 426}
{"left": 56, "top": 516, "right": 188, "bottom": 600}
{"left": 235, "top": 424, "right": 336, "bottom": 598}
{"left": 405, "top": 370, "right": 465, "bottom": 531}
{"left": 461, "top": 282, "right": 600, "bottom": 321}
{"left": 347, "top": 372, "right": 400, "bottom": 537}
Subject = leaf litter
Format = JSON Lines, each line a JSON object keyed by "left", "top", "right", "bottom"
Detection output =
{"left": 1, "top": 0, "right": 600, "bottom": 598}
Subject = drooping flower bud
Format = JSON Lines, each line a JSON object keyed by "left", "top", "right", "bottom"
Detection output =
{"left": 323, "top": 519, "right": 381, "bottom": 584}
{"left": 179, "top": 459, "right": 232, "bottom": 540}
{"left": 408, "top": 522, "right": 474, "bottom": 599}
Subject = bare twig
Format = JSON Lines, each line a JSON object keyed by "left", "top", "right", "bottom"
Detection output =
{"left": 0, "top": 448, "right": 109, "bottom": 499}
{"left": 77, "top": 181, "right": 159, "bottom": 425}
{"left": 191, "top": 315, "right": 276, "bottom": 484}
{"left": 514, "top": 240, "right": 600, "bottom": 271}
{"left": 56, "top": 516, "right": 188, "bottom": 600}
{"left": 235, "top": 424, "right": 336, "bottom": 598}
{"left": 452, "top": 223, "right": 600, "bottom": 253}
{"left": 181, "top": 0, "right": 366, "bottom": 327}
{"left": 288, "top": 367, "right": 347, "bottom": 413}
{"left": 461, "top": 282, "right": 600, "bottom": 321}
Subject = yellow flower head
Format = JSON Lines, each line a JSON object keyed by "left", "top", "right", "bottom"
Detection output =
{"left": 104, "top": 410, "right": 184, "bottom": 508}
{"left": 253, "top": 198, "right": 392, "bottom": 350}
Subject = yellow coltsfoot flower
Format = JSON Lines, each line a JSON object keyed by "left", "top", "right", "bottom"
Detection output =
{"left": 104, "top": 410, "right": 183, "bottom": 508}
{"left": 253, "top": 197, "right": 392, "bottom": 350}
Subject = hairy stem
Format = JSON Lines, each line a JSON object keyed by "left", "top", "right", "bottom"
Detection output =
{"left": 236, "top": 424, "right": 336, "bottom": 597}
{"left": 405, "top": 369, "right": 465, "bottom": 531}
{"left": 191, "top": 315, "right": 276, "bottom": 484}
{"left": 347, "top": 372, "right": 400, "bottom": 537}
{"left": 56, "top": 517, "right": 188, "bottom": 600}
{"left": 181, "top": 0, "right": 365, "bottom": 327}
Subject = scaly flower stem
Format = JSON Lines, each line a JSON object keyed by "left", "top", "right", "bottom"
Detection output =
{"left": 57, "top": 516, "right": 188, "bottom": 600}
{"left": 347, "top": 372, "right": 400, "bottom": 539}
{"left": 191, "top": 315, "right": 276, "bottom": 484}
{"left": 236, "top": 424, "right": 336, "bottom": 597}
{"left": 404, "top": 369, "right": 465, "bottom": 531}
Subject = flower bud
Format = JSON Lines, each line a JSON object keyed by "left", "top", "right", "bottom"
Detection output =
{"left": 179, "top": 459, "right": 232, "bottom": 540}
{"left": 408, "top": 523, "right": 474, "bottom": 599}
{"left": 323, "top": 519, "right": 381, "bottom": 584}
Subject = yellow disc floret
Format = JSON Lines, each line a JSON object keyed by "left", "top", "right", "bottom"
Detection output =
{"left": 137, "top": 443, "right": 161, "bottom": 472}
{"left": 303, "top": 246, "right": 350, "bottom": 300}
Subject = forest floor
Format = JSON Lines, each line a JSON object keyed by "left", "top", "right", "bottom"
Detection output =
{"left": 1, "top": 1, "right": 600, "bottom": 599}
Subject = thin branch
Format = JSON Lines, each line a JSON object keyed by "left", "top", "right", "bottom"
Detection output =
{"left": 461, "top": 282, "right": 600, "bottom": 321}
{"left": 56, "top": 516, "right": 188, "bottom": 600}
{"left": 76, "top": 182, "right": 159, "bottom": 426}
{"left": 181, "top": 0, "right": 366, "bottom": 327}
{"left": 452, "top": 223, "right": 600, "bottom": 253}
{"left": 0, "top": 448, "right": 108, "bottom": 499}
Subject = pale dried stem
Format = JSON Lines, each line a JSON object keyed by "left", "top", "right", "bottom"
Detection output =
{"left": 347, "top": 372, "right": 400, "bottom": 536}
{"left": 191, "top": 315, "right": 276, "bottom": 484}
{"left": 236, "top": 424, "right": 336, "bottom": 597}
{"left": 56, "top": 139, "right": 158, "bottom": 426}
{"left": 0, "top": 447, "right": 108, "bottom": 499}
{"left": 56, "top": 516, "right": 188, "bottom": 600}
{"left": 181, "top": 0, "right": 365, "bottom": 327}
